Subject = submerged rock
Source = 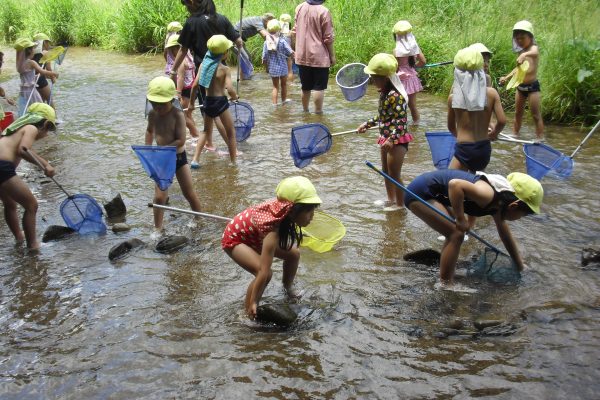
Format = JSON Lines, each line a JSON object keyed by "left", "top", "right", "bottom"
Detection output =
{"left": 104, "top": 193, "right": 127, "bottom": 221}
{"left": 581, "top": 248, "right": 600, "bottom": 268}
{"left": 42, "top": 225, "right": 76, "bottom": 242}
{"left": 473, "top": 319, "right": 505, "bottom": 331}
{"left": 155, "top": 235, "right": 188, "bottom": 254}
{"left": 403, "top": 248, "right": 441, "bottom": 266}
{"left": 478, "top": 322, "right": 518, "bottom": 337}
{"left": 108, "top": 238, "right": 145, "bottom": 261}
{"left": 112, "top": 223, "right": 131, "bottom": 233}
{"left": 256, "top": 303, "right": 298, "bottom": 326}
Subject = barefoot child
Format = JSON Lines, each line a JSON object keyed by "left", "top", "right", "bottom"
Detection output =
{"left": 392, "top": 21, "right": 426, "bottom": 125}
{"left": 279, "top": 13, "right": 295, "bottom": 83}
{"left": 145, "top": 76, "right": 202, "bottom": 232}
{"left": 262, "top": 19, "right": 294, "bottom": 105}
{"left": 32, "top": 33, "right": 55, "bottom": 107}
{"left": 447, "top": 47, "right": 506, "bottom": 173}
{"left": 0, "top": 103, "right": 56, "bottom": 250}
{"left": 189, "top": 35, "right": 238, "bottom": 166}
{"left": 404, "top": 169, "right": 543, "bottom": 285}
{"left": 499, "top": 21, "right": 544, "bottom": 139}
{"left": 222, "top": 176, "right": 321, "bottom": 318}
{"left": 358, "top": 53, "right": 412, "bottom": 212}
{"left": 163, "top": 21, "right": 182, "bottom": 66}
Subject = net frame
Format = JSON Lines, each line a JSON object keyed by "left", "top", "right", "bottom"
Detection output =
{"left": 132, "top": 145, "right": 177, "bottom": 191}
{"left": 300, "top": 211, "right": 346, "bottom": 253}
{"left": 290, "top": 123, "right": 333, "bottom": 168}
{"left": 523, "top": 143, "right": 572, "bottom": 180}
{"left": 60, "top": 193, "right": 106, "bottom": 234}
{"left": 335, "top": 63, "right": 369, "bottom": 102}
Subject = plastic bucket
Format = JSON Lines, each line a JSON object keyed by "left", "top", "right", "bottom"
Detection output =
{"left": 425, "top": 132, "right": 456, "bottom": 169}
{"left": 0, "top": 112, "right": 15, "bottom": 132}
{"left": 335, "top": 63, "right": 369, "bottom": 102}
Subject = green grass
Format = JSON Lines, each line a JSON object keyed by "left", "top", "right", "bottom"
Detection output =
{"left": 1, "top": 0, "right": 598, "bottom": 123}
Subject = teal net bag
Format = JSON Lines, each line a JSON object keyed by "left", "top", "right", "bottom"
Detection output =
{"left": 467, "top": 248, "right": 521, "bottom": 284}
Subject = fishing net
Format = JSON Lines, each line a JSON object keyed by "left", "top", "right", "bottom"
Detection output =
{"left": 239, "top": 50, "right": 254, "bottom": 79}
{"left": 335, "top": 63, "right": 369, "bottom": 102}
{"left": 132, "top": 145, "right": 176, "bottom": 191}
{"left": 290, "top": 123, "right": 332, "bottom": 168}
{"left": 60, "top": 193, "right": 106, "bottom": 234}
{"left": 466, "top": 248, "right": 521, "bottom": 284}
{"left": 523, "top": 143, "right": 572, "bottom": 180}
{"left": 230, "top": 101, "right": 254, "bottom": 142}
{"left": 300, "top": 211, "right": 346, "bottom": 253}
{"left": 425, "top": 132, "right": 456, "bottom": 169}
{"left": 39, "top": 46, "right": 66, "bottom": 64}
{"left": 144, "top": 97, "right": 183, "bottom": 118}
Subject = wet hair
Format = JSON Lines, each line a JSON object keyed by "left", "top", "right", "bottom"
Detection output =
{"left": 498, "top": 191, "right": 533, "bottom": 218}
{"left": 378, "top": 79, "right": 394, "bottom": 100}
{"left": 408, "top": 55, "right": 416, "bottom": 68}
{"left": 278, "top": 203, "right": 319, "bottom": 250}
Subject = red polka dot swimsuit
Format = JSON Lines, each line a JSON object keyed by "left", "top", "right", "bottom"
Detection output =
{"left": 221, "top": 199, "right": 294, "bottom": 253}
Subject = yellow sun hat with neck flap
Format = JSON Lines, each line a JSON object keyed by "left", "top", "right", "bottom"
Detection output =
{"left": 364, "top": 53, "right": 398, "bottom": 76}
{"left": 453, "top": 47, "right": 484, "bottom": 71}
{"left": 276, "top": 176, "right": 322, "bottom": 204}
{"left": 507, "top": 172, "right": 543, "bottom": 214}
{"left": 147, "top": 76, "right": 176, "bottom": 103}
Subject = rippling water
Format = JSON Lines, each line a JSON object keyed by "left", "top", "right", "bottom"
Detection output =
{"left": 1, "top": 47, "right": 599, "bottom": 399}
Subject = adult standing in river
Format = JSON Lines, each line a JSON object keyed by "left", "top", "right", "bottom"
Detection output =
{"left": 292, "top": 0, "right": 336, "bottom": 114}
{"left": 233, "top": 13, "right": 275, "bottom": 79}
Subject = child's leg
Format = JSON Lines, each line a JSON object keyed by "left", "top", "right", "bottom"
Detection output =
{"left": 385, "top": 144, "right": 408, "bottom": 206}
{"left": 226, "top": 244, "right": 273, "bottom": 312}
{"left": 408, "top": 93, "right": 420, "bottom": 123}
{"left": 0, "top": 177, "right": 39, "bottom": 248}
{"left": 408, "top": 201, "right": 465, "bottom": 283}
{"left": 280, "top": 75, "right": 288, "bottom": 102}
{"left": 513, "top": 91, "right": 526, "bottom": 136}
{"left": 528, "top": 92, "right": 544, "bottom": 138}
{"left": 192, "top": 117, "right": 213, "bottom": 164}
{"left": 153, "top": 186, "right": 169, "bottom": 230}
{"left": 181, "top": 97, "right": 199, "bottom": 139}
{"left": 38, "top": 85, "right": 51, "bottom": 105}
{"left": 287, "top": 58, "right": 293, "bottom": 82}
{"left": 380, "top": 149, "right": 395, "bottom": 203}
{"left": 175, "top": 165, "right": 202, "bottom": 213}
{"left": 271, "top": 76, "right": 280, "bottom": 105}
{"left": 218, "top": 109, "right": 237, "bottom": 163}
{"left": 276, "top": 246, "right": 300, "bottom": 292}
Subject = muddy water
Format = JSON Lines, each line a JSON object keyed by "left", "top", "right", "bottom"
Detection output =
{"left": 1, "top": 47, "right": 599, "bottom": 399}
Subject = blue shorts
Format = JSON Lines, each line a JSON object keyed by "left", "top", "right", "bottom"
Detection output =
{"left": 0, "top": 160, "right": 16, "bottom": 186}
{"left": 404, "top": 169, "right": 481, "bottom": 208}
{"left": 454, "top": 140, "right": 492, "bottom": 172}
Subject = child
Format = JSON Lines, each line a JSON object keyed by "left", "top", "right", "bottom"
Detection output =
{"left": 222, "top": 176, "right": 321, "bottom": 318}
{"left": 0, "top": 103, "right": 57, "bottom": 250}
{"left": 447, "top": 47, "right": 506, "bottom": 173}
{"left": 357, "top": 53, "right": 412, "bottom": 212}
{"left": 164, "top": 35, "right": 199, "bottom": 142}
{"left": 189, "top": 35, "right": 238, "bottom": 166}
{"left": 14, "top": 38, "right": 58, "bottom": 117}
{"left": 469, "top": 43, "right": 492, "bottom": 87}
{"left": 145, "top": 76, "right": 202, "bottom": 232}
{"left": 404, "top": 169, "right": 543, "bottom": 285}
{"left": 32, "top": 33, "right": 55, "bottom": 107}
{"left": 392, "top": 21, "right": 426, "bottom": 125}
{"left": 0, "top": 51, "right": 17, "bottom": 120}
{"left": 499, "top": 20, "right": 544, "bottom": 139}
{"left": 262, "top": 19, "right": 294, "bottom": 105}
{"left": 163, "top": 21, "right": 182, "bottom": 66}
{"left": 279, "top": 13, "right": 294, "bottom": 83}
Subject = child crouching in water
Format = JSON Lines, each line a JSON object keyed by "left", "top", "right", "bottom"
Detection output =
{"left": 262, "top": 19, "right": 294, "bottom": 105}
{"left": 222, "top": 176, "right": 321, "bottom": 318}
{"left": 358, "top": 53, "right": 412, "bottom": 212}
{"left": 0, "top": 103, "right": 57, "bottom": 250}
{"left": 145, "top": 76, "right": 202, "bottom": 232}
{"left": 190, "top": 35, "right": 238, "bottom": 167}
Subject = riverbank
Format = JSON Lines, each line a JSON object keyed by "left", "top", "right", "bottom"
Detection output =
{"left": 1, "top": 0, "right": 598, "bottom": 124}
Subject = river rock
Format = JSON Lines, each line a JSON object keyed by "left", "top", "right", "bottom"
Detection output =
{"left": 479, "top": 322, "right": 518, "bottom": 337}
{"left": 447, "top": 318, "right": 464, "bottom": 330}
{"left": 581, "top": 248, "right": 600, "bottom": 268}
{"left": 104, "top": 193, "right": 127, "bottom": 221}
{"left": 256, "top": 303, "right": 298, "bottom": 326}
{"left": 112, "top": 223, "right": 131, "bottom": 233}
{"left": 42, "top": 225, "right": 76, "bottom": 242}
{"left": 155, "top": 235, "right": 188, "bottom": 254}
{"left": 108, "top": 238, "right": 145, "bottom": 261}
{"left": 403, "top": 248, "right": 441, "bottom": 266}
{"left": 473, "top": 319, "right": 505, "bottom": 331}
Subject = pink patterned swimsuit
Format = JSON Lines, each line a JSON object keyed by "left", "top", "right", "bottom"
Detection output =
{"left": 397, "top": 57, "right": 422, "bottom": 95}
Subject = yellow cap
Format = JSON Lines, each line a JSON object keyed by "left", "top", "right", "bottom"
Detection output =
{"left": 513, "top": 20, "right": 534, "bottom": 35}
{"left": 393, "top": 20, "right": 412, "bottom": 35}
{"left": 207, "top": 35, "right": 233, "bottom": 55}
{"left": 147, "top": 76, "right": 176, "bottom": 103}
{"left": 167, "top": 21, "right": 183, "bottom": 32}
{"left": 364, "top": 53, "right": 398, "bottom": 76}
{"left": 279, "top": 14, "right": 292, "bottom": 23}
{"left": 453, "top": 47, "right": 484, "bottom": 71}
{"left": 276, "top": 176, "right": 322, "bottom": 204}
{"left": 507, "top": 172, "right": 543, "bottom": 214}
{"left": 14, "top": 38, "right": 36, "bottom": 51}
{"left": 469, "top": 42, "right": 492, "bottom": 55}
{"left": 33, "top": 33, "right": 51, "bottom": 42}
{"left": 165, "top": 34, "right": 181, "bottom": 49}
{"left": 267, "top": 19, "right": 281, "bottom": 33}
{"left": 28, "top": 103, "right": 56, "bottom": 125}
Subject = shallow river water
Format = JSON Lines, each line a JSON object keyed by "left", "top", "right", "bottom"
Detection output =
{"left": 1, "top": 48, "right": 599, "bottom": 399}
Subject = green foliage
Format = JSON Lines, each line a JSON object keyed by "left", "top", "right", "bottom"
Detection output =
{"left": 31, "top": 0, "right": 77, "bottom": 45}
{"left": 0, "top": 0, "right": 26, "bottom": 42}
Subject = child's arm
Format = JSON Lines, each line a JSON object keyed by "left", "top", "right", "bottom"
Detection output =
{"left": 517, "top": 45, "right": 539, "bottom": 65}
{"left": 499, "top": 67, "right": 518, "bottom": 86}
{"left": 261, "top": 42, "right": 268, "bottom": 67}
{"left": 415, "top": 52, "right": 426, "bottom": 68}
{"left": 169, "top": 111, "right": 187, "bottom": 148}
{"left": 18, "top": 127, "right": 55, "bottom": 176}
{"left": 224, "top": 67, "right": 238, "bottom": 101}
{"left": 28, "top": 60, "right": 58, "bottom": 79}
{"left": 493, "top": 214, "right": 525, "bottom": 270}
{"left": 176, "top": 62, "right": 186, "bottom": 101}
{"left": 447, "top": 95, "right": 457, "bottom": 136}
{"left": 448, "top": 179, "right": 495, "bottom": 232}
{"left": 488, "top": 90, "right": 506, "bottom": 140}
{"left": 189, "top": 70, "right": 201, "bottom": 111}
{"left": 247, "top": 231, "right": 278, "bottom": 317}
{"left": 145, "top": 116, "right": 154, "bottom": 145}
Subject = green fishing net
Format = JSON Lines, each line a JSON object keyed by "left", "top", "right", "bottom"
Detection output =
{"left": 467, "top": 248, "right": 521, "bottom": 284}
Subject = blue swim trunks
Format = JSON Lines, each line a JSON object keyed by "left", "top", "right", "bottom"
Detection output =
{"left": 404, "top": 169, "right": 481, "bottom": 209}
{"left": 454, "top": 140, "right": 492, "bottom": 172}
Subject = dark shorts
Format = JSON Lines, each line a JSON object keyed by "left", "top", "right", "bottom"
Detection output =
{"left": 0, "top": 160, "right": 17, "bottom": 186}
{"left": 203, "top": 96, "right": 229, "bottom": 118}
{"left": 404, "top": 169, "right": 481, "bottom": 208}
{"left": 32, "top": 54, "right": 49, "bottom": 89}
{"left": 181, "top": 87, "right": 191, "bottom": 99}
{"left": 517, "top": 79, "right": 541, "bottom": 97}
{"left": 454, "top": 140, "right": 492, "bottom": 172}
{"left": 298, "top": 65, "right": 329, "bottom": 91}
{"left": 176, "top": 151, "right": 188, "bottom": 171}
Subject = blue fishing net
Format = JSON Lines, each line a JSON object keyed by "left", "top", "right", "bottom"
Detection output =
{"left": 290, "top": 123, "right": 332, "bottom": 168}
{"left": 524, "top": 143, "right": 573, "bottom": 180}
{"left": 60, "top": 194, "right": 106, "bottom": 234}
{"left": 466, "top": 248, "right": 521, "bottom": 284}
{"left": 335, "top": 63, "right": 369, "bottom": 102}
{"left": 132, "top": 145, "right": 176, "bottom": 191}
{"left": 425, "top": 132, "right": 456, "bottom": 169}
{"left": 230, "top": 101, "right": 254, "bottom": 142}
{"left": 239, "top": 50, "right": 254, "bottom": 79}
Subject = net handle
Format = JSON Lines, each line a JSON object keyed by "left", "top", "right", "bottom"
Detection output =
{"left": 416, "top": 61, "right": 453, "bottom": 69}
{"left": 498, "top": 132, "right": 535, "bottom": 144}
{"left": 570, "top": 119, "right": 600, "bottom": 159}
{"left": 236, "top": 0, "right": 244, "bottom": 94}
{"left": 148, "top": 203, "right": 232, "bottom": 222}
{"left": 331, "top": 126, "right": 376, "bottom": 137}
{"left": 365, "top": 160, "right": 509, "bottom": 257}
{"left": 23, "top": 147, "right": 72, "bottom": 199}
